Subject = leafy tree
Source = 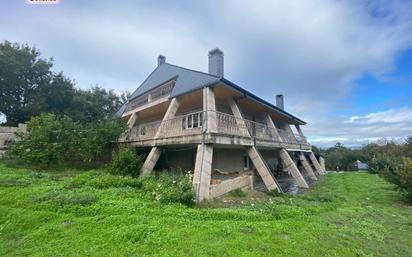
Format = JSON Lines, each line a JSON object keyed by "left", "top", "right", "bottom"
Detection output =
{"left": 0, "top": 40, "right": 126, "bottom": 125}
{"left": 0, "top": 41, "right": 53, "bottom": 126}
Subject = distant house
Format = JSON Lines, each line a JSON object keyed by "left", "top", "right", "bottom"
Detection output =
{"left": 355, "top": 160, "right": 369, "bottom": 171}
{"left": 116, "top": 48, "right": 326, "bottom": 202}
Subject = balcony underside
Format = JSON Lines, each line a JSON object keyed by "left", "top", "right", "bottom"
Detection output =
{"left": 118, "top": 132, "right": 311, "bottom": 150}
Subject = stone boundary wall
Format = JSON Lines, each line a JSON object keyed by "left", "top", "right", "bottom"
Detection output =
{"left": 0, "top": 124, "right": 26, "bottom": 156}
{"left": 209, "top": 175, "right": 253, "bottom": 198}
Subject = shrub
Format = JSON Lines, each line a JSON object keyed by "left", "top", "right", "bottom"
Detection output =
{"left": 397, "top": 158, "right": 412, "bottom": 203}
{"left": 142, "top": 170, "right": 195, "bottom": 207}
{"left": 9, "top": 113, "right": 126, "bottom": 167}
{"left": 9, "top": 114, "right": 78, "bottom": 166}
{"left": 370, "top": 155, "right": 412, "bottom": 203}
{"left": 108, "top": 146, "right": 144, "bottom": 177}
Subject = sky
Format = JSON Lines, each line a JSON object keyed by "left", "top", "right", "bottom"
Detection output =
{"left": 0, "top": 0, "right": 412, "bottom": 148}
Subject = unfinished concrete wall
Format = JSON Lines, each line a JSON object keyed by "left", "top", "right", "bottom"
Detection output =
{"left": 260, "top": 149, "right": 280, "bottom": 172}
{"left": 209, "top": 175, "right": 253, "bottom": 198}
{"left": 166, "top": 148, "right": 196, "bottom": 171}
{"left": 212, "top": 148, "right": 246, "bottom": 173}
{"left": 0, "top": 124, "right": 26, "bottom": 157}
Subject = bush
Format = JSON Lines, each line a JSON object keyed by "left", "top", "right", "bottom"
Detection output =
{"left": 108, "top": 146, "right": 144, "bottom": 177}
{"left": 397, "top": 158, "right": 412, "bottom": 203}
{"left": 142, "top": 170, "right": 195, "bottom": 207}
{"left": 9, "top": 113, "right": 125, "bottom": 167}
{"left": 370, "top": 155, "right": 412, "bottom": 203}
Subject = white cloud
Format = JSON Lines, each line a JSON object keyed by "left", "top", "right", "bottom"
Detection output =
{"left": 1, "top": 0, "right": 412, "bottom": 147}
{"left": 345, "top": 107, "right": 412, "bottom": 124}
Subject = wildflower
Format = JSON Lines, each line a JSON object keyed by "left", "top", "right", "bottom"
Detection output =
{"left": 173, "top": 180, "right": 176, "bottom": 184}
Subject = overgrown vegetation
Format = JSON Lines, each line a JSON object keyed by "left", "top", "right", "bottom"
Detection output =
{"left": 8, "top": 113, "right": 125, "bottom": 167}
{"left": 0, "top": 162, "right": 411, "bottom": 256}
{"left": 108, "top": 145, "right": 144, "bottom": 177}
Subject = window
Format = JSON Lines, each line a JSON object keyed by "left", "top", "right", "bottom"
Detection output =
{"left": 243, "top": 155, "right": 250, "bottom": 170}
{"left": 184, "top": 112, "right": 203, "bottom": 129}
{"left": 139, "top": 126, "right": 146, "bottom": 136}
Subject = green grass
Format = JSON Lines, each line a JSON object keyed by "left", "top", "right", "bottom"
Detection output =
{"left": 0, "top": 163, "right": 411, "bottom": 256}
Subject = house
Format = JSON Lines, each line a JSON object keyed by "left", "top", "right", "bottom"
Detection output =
{"left": 116, "top": 48, "right": 326, "bottom": 202}
{"left": 355, "top": 160, "right": 369, "bottom": 171}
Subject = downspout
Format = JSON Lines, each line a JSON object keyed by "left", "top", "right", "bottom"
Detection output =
{"left": 196, "top": 86, "right": 208, "bottom": 204}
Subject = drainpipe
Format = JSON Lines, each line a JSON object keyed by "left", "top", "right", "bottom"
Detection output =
{"left": 196, "top": 87, "right": 208, "bottom": 204}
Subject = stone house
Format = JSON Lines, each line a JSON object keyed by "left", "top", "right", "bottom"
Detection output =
{"left": 116, "top": 48, "right": 326, "bottom": 202}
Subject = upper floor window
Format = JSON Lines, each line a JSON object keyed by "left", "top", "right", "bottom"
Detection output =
{"left": 184, "top": 112, "right": 203, "bottom": 129}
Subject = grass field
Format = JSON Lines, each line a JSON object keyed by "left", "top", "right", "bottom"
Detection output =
{"left": 0, "top": 163, "right": 411, "bottom": 257}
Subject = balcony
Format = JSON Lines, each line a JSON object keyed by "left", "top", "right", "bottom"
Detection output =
{"left": 120, "top": 111, "right": 310, "bottom": 149}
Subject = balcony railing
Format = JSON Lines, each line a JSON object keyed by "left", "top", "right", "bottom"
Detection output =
{"left": 122, "top": 111, "right": 308, "bottom": 146}
{"left": 126, "top": 82, "right": 174, "bottom": 112}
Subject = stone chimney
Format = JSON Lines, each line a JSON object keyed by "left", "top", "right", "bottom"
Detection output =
{"left": 276, "top": 94, "right": 284, "bottom": 110}
{"left": 208, "top": 48, "right": 224, "bottom": 77}
{"left": 157, "top": 55, "right": 166, "bottom": 66}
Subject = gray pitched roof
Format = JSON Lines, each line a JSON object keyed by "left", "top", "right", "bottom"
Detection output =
{"left": 115, "top": 62, "right": 306, "bottom": 125}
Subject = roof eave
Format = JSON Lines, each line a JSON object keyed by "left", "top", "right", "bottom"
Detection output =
{"left": 219, "top": 78, "right": 307, "bottom": 125}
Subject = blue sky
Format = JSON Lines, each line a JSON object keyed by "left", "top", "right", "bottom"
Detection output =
{"left": 1, "top": 0, "right": 412, "bottom": 147}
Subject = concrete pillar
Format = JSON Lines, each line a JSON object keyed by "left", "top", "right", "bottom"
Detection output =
{"left": 141, "top": 98, "right": 180, "bottom": 175}
{"left": 127, "top": 112, "right": 138, "bottom": 128}
{"left": 226, "top": 97, "right": 280, "bottom": 192}
{"left": 154, "top": 98, "right": 180, "bottom": 138}
{"left": 204, "top": 87, "right": 217, "bottom": 133}
{"left": 298, "top": 152, "right": 317, "bottom": 181}
{"left": 279, "top": 149, "right": 309, "bottom": 188}
{"left": 141, "top": 147, "right": 162, "bottom": 176}
{"left": 309, "top": 151, "right": 325, "bottom": 175}
{"left": 265, "top": 114, "right": 282, "bottom": 142}
{"left": 295, "top": 124, "right": 307, "bottom": 144}
{"left": 227, "top": 97, "right": 250, "bottom": 137}
{"left": 247, "top": 147, "right": 280, "bottom": 192}
{"left": 319, "top": 156, "right": 326, "bottom": 173}
{"left": 193, "top": 144, "right": 214, "bottom": 202}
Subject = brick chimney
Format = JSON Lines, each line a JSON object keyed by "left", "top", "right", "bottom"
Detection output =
{"left": 208, "top": 48, "right": 224, "bottom": 77}
{"left": 276, "top": 94, "right": 284, "bottom": 110}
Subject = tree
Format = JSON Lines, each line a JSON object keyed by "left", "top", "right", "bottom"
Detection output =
{"left": 0, "top": 40, "right": 125, "bottom": 125}
{"left": 0, "top": 41, "right": 53, "bottom": 126}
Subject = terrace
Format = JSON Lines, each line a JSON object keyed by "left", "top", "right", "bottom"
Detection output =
{"left": 119, "top": 110, "right": 310, "bottom": 150}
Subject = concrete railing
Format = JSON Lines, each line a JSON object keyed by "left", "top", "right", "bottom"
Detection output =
{"left": 122, "top": 111, "right": 308, "bottom": 147}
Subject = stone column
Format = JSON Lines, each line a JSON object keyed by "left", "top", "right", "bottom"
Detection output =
{"left": 279, "top": 149, "right": 309, "bottom": 188}
{"left": 141, "top": 98, "right": 180, "bottom": 175}
{"left": 309, "top": 151, "right": 325, "bottom": 175}
{"left": 298, "top": 152, "right": 317, "bottom": 181}
{"left": 193, "top": 144, "right": 214, "bottom": 202}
